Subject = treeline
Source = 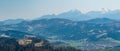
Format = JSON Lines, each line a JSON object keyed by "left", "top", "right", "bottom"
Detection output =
{"left": 0, "top": 37, "right": 81, "bottom": 51}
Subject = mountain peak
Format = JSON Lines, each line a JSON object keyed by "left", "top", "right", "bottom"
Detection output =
{"left": 58, "top": 10, "right": 81, "bottom": 16}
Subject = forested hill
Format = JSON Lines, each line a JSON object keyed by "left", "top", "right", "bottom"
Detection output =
{"left": 0, "top": 37, "right": 81, "bottom": 51}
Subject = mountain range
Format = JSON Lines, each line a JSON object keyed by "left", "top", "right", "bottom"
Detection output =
{"left": 0, "top": 17, "right": 120, "bottom": 50}
{"left": 0, "top": 10, "right": 120, "bottom": 50}
{"left": 1, "top": 9, "right": 120, "bottom": 25}
{"left": 39, "top": 10, "right": 120, "bottom": 21}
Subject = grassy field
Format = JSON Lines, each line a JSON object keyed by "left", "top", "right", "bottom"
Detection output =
{"left": 47, "top": 39, "right": 82, "bottom": 47}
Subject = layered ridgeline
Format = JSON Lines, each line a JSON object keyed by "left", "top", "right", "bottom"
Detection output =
{"left": 1, "top": 9, "right": 120, "bottom": 25}
{"left": 0, "top": 19, "right": 25, "bottom": 25}
{"left": 0, "top": 18, "right": 120, "bottom": 50}
{"left": 38, "top": 10, "right": 120, "bottom": 21}
{"left": 0, "top": 10, "right": 120, "bottom": 50}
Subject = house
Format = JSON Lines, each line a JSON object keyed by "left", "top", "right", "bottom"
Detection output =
{"left": 34, "top": 41, "right": 44, "bottom": 47}
{"left": 18, "top": 39, "right": 32, "bottom": 45}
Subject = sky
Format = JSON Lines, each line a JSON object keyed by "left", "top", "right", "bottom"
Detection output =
{"left": 0, "top": 0, "right": 120, "bottom": 20}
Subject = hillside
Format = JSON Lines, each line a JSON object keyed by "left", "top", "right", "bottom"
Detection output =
{"left": 0, "top": 18, "right": 120, "bottom": 50}
{"left": 0, "top": 37, "right": 81, "bottom": 51}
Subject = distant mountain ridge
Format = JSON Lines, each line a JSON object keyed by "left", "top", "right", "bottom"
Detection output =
{"left": 86, "top": 18, "right": 116, "bottom": 24}
{"left": 0, "top": 19, "right": 25, "bottom": 25}
{"left": 0, "top": 9, "right": 120, "bottom": 25}
{"left": 39, "top": 10, "right": 120, "bottom": 21}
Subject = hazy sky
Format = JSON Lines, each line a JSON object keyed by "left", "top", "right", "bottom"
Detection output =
{"left": 0, "top": 0, "right": 120, "bottom": 20}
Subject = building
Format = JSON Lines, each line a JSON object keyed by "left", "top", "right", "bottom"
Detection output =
{"left": 18, "top": 39, "right": 32, "bottom": 45}
{"left": 34, "top": 41, "right": 44, "bottom": 47}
